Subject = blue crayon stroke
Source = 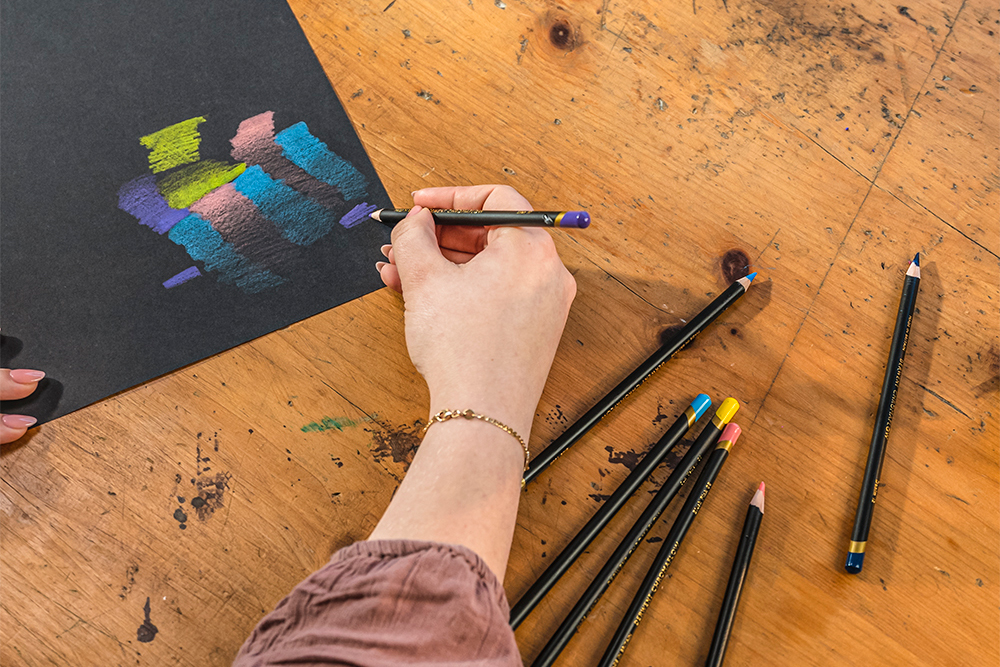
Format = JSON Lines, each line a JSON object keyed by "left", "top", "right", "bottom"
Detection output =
{"left": 339, "top": 202, "right": 377, "bottom": 229}
{"left": 233, "top": 165, "right": 339, "bottom": 246}
{"left": 167, "top": 213, "right": 285, "bottom": 294}
{"left": 163, "top": 266, "right": 202, "bottom": 289}
{"left": 118, "top": 174, "right": 189, "bottom": 234}
{"left": 275, "top": 123, "right": 368, "bottom": 200}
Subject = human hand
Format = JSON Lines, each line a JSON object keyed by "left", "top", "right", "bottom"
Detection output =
{"left": 1, "top": 369, "right": 44, "bottom": 444}
{"left": 376, "top": 185, "right": 577, "bottom": 439}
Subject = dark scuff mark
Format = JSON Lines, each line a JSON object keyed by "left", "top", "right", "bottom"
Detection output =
{"left": 370, "top": 423, "right": 422, "bottom": 472}
{"left": 647, "top": 536, "right": 663, "bottom": 543}
{"left": 191, "top": 472, "right": 231, "bottom": 521}
{"left": 897, "top": 6, "right": 918, "bottom": 23}
{"left": 383, "top": 0, "right": 396, "bottom": 12}
{"left": 720, "top": 249, "right": 751, "bottom": 283}
{"left": 946, "top": 494, "right": 970, "bottom": 505}
{"left": 660, "top": 324, "right": 687, "bottom": 348}
{"left": 137, "top": 597, "right": 158, "bottom": 643}
{"left": 588, "top": 492, "right": 612, "bottom": 503}
{"left": 605, "top": 445, "right": 641, "bottom": 470}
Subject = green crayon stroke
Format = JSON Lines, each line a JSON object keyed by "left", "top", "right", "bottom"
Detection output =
{"left": 301, "top": 415, "right": 376, "bottom": 433}
{"left": 140, "top": 117, "right": 206, "bottom": 173}
{"left": 158, "top": 160, "right": 246, "bottom": 209}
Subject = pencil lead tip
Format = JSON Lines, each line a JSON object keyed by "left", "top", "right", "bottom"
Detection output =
{"left": 913, "top": 252, "right": 919, "bottom": 266}
{"left": 746, "top": 272, "right": 757, "bottom": 283}
{"left": 751, "top": 481, "right": 765, "bottom": 512}
{"left": 370, "top": 209, "right": 383, "bottom": 222}
{"left": 758, "top": 481, "right": 765, "bottom": 494}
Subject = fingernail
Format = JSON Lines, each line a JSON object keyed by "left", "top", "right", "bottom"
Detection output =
{"left": 376, "top": 261, "right": 387, "bottom": 271}
{"left": 408, "top": 205, "right": 422, "bottom": 216}
{"left": 380, "top": 244, "right": 392, "bottom": 258}
{"left": 9, "top": 369, "right": 45, "bottom": 384}
{"left": 2, "top": 414, "right": 37, "bottom": 428}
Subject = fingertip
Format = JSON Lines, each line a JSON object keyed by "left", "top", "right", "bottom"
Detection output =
{"left": 9, "top": 369, "right": 45, "bottom": 384}
{"left": 378, "top": 263, "right": 403, "bottom": 293}
{"left": 0, "top": 425, "right": 28, "bottom": 445}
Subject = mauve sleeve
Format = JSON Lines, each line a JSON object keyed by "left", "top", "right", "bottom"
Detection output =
{"left": 233, "top": 539, "right": 522, "bottom": 667}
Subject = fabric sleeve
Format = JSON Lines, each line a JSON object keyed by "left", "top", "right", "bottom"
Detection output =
{"left": 233, "top": 539, "right": 522, "bottom": 667}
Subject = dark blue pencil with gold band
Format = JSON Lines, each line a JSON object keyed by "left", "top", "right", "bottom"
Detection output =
{"left": 845, "top": 253, "right": 920, "bottom": 574}
{"left": 370, "top": 208, "right": 591, "bottom": 227}
{"left": 509, "top": 394, "right": 713, "bottom": 629}
{"left": 597, "top": 419, "right": 742, "bottom": 667}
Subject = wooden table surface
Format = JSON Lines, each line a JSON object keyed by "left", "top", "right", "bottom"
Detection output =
{"left": 2, "top": 0, "right": 997, "bottom": 665}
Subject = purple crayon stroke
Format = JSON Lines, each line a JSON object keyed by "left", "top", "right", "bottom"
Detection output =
{"left": 118, "top": 175, "right": 189, "bottom": 234}
{"left": 339, "top": 202, "right": 377, "bottom": 229}
{"left": 163, "top": 266, "right": 202, "bottom": 289}
{"left": 189, "top": 183, "right": 300, "bottom": 272}
{"left": 230, "top": 112, "right": 345, "bottom": 211}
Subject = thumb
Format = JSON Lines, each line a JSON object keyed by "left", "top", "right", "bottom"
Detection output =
{"left": 390, "top": 206, "right": 445, "bottom": 288}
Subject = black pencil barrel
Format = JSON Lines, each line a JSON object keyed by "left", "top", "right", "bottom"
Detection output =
{"left": 598, "top": 442, "right": 733, "bottom": 667}
{"left": 510, "top": 408, "right": 697, "bottom": 628}
{"left": 846, "top": 264, "right": 919, "bottom": 572}
{"left": 705, "top": 502, "right": 763, "bottom": 667}
{"left": 524, "top": 280, "right": 748, "bottom": 485}
{"left": 530, "top": 422, "right": 721, "bottom": 667}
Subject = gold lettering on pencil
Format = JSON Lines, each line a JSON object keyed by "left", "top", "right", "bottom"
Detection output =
{"left": 872, "top": 479, "right": 879, "bottom": 503}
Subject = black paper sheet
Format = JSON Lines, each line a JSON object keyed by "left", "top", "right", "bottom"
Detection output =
{"left": 1, "top": 0, "right": 393, "bottom": 424}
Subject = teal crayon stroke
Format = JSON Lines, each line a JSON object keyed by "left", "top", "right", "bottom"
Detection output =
{"left": 167, "top": 213, "right": 285, "bottom": 293}
{"left": 275, "top": 122, "right": 368, "bottom": 200}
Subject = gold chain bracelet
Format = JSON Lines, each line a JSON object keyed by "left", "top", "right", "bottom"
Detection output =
{"left": 420, "top": 409, "right": 529, "bottom": 489}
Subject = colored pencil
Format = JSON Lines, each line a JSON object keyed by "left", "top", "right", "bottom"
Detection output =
{"left": 597, "top": 422, "right": 741, "bottom": 667}
{"left": 705, "top": 481, "right": 765, "bottom": 667}
{"left": 845, "top": 253, "right": 921, "bottom": 574}
{"left": 370, "top": 208, "right": 591, "bottom": 228}
{"left": 532, "top": 406, "right": 741, "bottom": 667}
{"left": 509, "top": 394, "right": 715, "bottom": 629}
{"left": 524, "top": 273, "right": 757, "bottom": 486}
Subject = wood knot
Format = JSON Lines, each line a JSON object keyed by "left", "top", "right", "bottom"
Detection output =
{"left": 549, "top": 21, "right": 575, "bottom": 49}
{"left": 720, "top": 249, "right": 751, "bottom": 283}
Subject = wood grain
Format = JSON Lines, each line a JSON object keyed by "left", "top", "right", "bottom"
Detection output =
{"left": 2, "top": 0, "right": 996, "bottom": 665}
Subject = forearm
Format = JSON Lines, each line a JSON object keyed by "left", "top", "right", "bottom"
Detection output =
{"left": 368, "top": 416, "right": 528, "bottom": 581}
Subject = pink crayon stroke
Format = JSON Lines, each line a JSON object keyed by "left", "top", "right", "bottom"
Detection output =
{"left": 231, "top": 111, "right": 345, "bottom": 211}
{"left": 188, "top": 183, "right": 301, "bottom": 272}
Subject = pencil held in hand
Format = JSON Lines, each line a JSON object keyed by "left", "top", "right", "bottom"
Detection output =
{"left": 371, "top": 208, "right": 591, "bottom": 228}
{"left": 705, "top": 481, "right": 765, "bottom": 667}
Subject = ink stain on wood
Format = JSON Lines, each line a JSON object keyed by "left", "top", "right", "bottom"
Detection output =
{"left": 588, "top": 492, "right": 612, "bottom": 503}
{"left": 192, "top": 472, "right": 230, "bottom": 521}
{"left": 544, "top": 404, "right": 568, "bottom": 426}
{"left": 370, "top": 423, "right": 421, "bottom": 472}
{"left": 720, "top": 249, "right": 751, "bottom": 283}
{"left": 136, "top": 597, "right": 158, "bottom": 643}
{"left": 605, "top": 445, "right": 642, "bottom": 470}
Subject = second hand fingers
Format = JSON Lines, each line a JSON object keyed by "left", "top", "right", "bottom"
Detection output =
{"left": 0, "top": 369, "right": 45, "bottom": 401}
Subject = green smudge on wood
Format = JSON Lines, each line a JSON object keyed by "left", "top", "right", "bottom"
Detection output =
{"left": 301, "top": 415, "right": 374, "bottom": 433}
